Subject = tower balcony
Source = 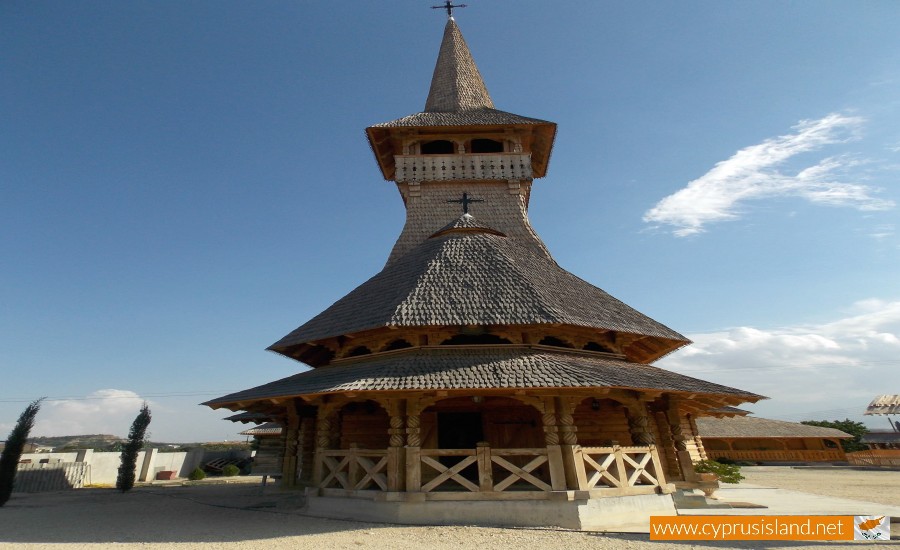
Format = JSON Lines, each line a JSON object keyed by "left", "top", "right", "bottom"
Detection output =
{"left": 394, "top": 153, "right": 533, "bottom": 183}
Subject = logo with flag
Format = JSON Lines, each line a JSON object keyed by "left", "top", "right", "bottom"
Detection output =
{"left": 854, "top": 516, "right": 889, "bottom": 540}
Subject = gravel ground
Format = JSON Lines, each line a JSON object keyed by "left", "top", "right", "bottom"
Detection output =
{"left": 0, "top": 468, "right": 897, "bottom": 549}
{"left": 739, "top": 466, "right": 900, "bottom": 507}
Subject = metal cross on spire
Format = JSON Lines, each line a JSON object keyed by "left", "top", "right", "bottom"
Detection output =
{"left": 431, "top": 1, "right": 467, "bottom": 17}
{"left": 447, "top": 192, "right": 483, "bottom": 214}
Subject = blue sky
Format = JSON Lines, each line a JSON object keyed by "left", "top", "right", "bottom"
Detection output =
{"left": 2, "top": 1, "right": 899, "bottom": 442}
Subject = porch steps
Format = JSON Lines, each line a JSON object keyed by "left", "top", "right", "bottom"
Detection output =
{"left": 672, "top": 489, "right": 733, "bottom": 510}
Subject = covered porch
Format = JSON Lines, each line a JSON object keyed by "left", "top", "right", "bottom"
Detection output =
{"left": 278, "top": 390, "right": 725, "bottom": 502}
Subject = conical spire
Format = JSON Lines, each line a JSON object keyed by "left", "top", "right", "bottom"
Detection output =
{"left": 424, "top": 19, "right": 494, "bottom": 112}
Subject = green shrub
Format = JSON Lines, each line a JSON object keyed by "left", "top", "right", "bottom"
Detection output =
{"left": 222, "top": 464, "right": 240, "bottom": 477}
{"left": 714, "top": 457, "right": 736, "bottom": 465}
{"left": 188, "top": 467, "right": 206, "bottom": 481}
{"left": 693, "top": 459, "right": 744, "bottom": 484}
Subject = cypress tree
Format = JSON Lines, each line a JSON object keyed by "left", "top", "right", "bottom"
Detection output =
{"left": 0, "top": 399, "right": 43, "bottom": 507}
{"left": 116, "top": 403, "right": 151, "bottom": 492}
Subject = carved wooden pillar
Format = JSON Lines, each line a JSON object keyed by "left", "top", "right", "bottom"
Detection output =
{"left": 551, "top": 396, "right": 588, "bottom": 490}
{"left": 383, "top": 399, "right": 407, "bottom": 492}
{"left": 542, "top": 407, "right": 567, "bottom": 491}
{"left": 666, "top": 400, "right": 698, "bottom": 482}
{"left": 312, "top": 403, "right": 340, "bottom": 487}
{"left": 623, "top": 400, "right": 656, "bottom": 446}
{"left": 405, "top": 411, "right": 422, "bottom": 491}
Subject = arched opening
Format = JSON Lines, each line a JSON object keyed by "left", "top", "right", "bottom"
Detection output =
{"left": 298, "top": 345, "right": 334, "bottom": 366}
{"left": 345, "top": 346, "right": 371, "bottom": 357}
{"left": 337, "top": 400, "right": 390, "bottom": 449}
{"left": 382, "top": 339, "right": 413, "bottom": 351}
{"left": 419, "top": 396, "right": 546, "bottom": 488}
{"left": 538, "top": 336, "right": 574, "bottom": 348}
{"left": 574, "top": 398, "right": 632, "bottom": 446}
{"left": 583, "top": 341, "right": 615, "bottom": 353}
{"left": 421, "top": 140, "right": 455, "bottom": 154}
{"left": 440, "top": 334, "right": 513, "bottom": 345}
{"left": 469, "top": 138, "right": 503, "bottom": 153}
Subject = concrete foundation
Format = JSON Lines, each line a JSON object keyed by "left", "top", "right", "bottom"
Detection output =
{"left": 304, "top": 492, "right": 677, "bottom": 532}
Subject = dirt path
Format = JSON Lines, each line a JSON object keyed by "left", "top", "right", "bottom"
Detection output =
{"left": 0, "top": 468, "right": 897, "bottom": 549}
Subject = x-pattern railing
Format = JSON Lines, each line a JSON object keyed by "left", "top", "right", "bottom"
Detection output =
{"left": 319, "top": 449, "right": 388, "bottom": 491}
{"left": 490, "top": 449, "right": 550, "bottom": 492}
{"left": 420, "top": 449, "right": 479, "bottom": 492}
{"left": 580, "top": 446, "right": 662, "bottom": 490}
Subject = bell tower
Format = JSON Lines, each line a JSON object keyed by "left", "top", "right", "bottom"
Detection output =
{"left": 365, "top": 17, "right": 558, "bottom": 264}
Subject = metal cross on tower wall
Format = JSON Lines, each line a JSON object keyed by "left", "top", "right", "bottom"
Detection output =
{"left": 447, "top": 192, "right": 484, "bottom": 214}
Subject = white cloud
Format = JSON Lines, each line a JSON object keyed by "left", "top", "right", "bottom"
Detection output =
{"left": 644, "top": 114, "right": 894, "bottom": 236}
{"left": 659, "top": 299, "right": 900, "bottom": 425}
{"left": 32, "top": 389, "right": 149, "bottom": 438}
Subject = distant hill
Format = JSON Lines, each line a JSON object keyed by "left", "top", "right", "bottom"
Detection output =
{"left": 26, "top": 435, "right": 252, "bottom": 452}
{"left": 30, "top": 434, "right": 124, "bottom": 450}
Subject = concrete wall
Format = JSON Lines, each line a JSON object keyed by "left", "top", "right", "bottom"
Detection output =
{"left": 19, "top": 449, "right": 252, "bottom": 486}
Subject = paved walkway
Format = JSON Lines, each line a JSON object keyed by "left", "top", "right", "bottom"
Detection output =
{"left": 681, "top": 482, "right": 900, "bottom": 518}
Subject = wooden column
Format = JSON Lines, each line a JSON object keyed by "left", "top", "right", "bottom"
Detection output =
{"left": 622, "top": 399, "right": 656, "bottom": 446}
{"left": 405, "top": 411, "right": 422, "bottom": 492}
{"left": 383, "top": 398, "right": 407, "bottom": 492}
{"left": 542, "top": 408, "right": 568, "bottom": 491}
{"left": 281, "top": 401, "right": 300, "bottom": 487}
{"left": 297, "top": 416, "right": 315, "bottom": 485}
{"left": 552, "top": 396, "right": 588, "bottom": 490}
{"left": 311, "top": 403, "right": 339, "bottom": 487}
{"left": 666, "top": 399, "right": 698, "bottom": 482}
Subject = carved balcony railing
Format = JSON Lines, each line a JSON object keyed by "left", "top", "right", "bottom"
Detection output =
{"left": 394, "top": 153, "right": 532, "bottom": 183}
{"left": 577, "top": 445, "right": 667, "bottom": 494}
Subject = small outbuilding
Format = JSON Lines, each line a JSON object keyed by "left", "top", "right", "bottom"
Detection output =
{"left": 695, "top": 415, "right": 850, "bottom": 463}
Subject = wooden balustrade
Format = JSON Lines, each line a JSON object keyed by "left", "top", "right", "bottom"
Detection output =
{"left": 317, "top": 448, "right": 389, "bottom": 491}
{"left": 316, "top": 444, "right": 667, "bottom": 499}
{"left": 394, "top": 153, "right": 532, "bottom": 182}
{"left": 846, "top": 449, "right": 900, "bottom": 467}
{"left": 705, "top": 449, "right": 846, "bottom": 463}
{"left": 577, "top": 445, "right": 666, "bottom": 494}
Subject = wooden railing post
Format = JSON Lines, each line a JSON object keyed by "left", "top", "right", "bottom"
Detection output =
{"left": 476, "top": 442, "right": 493, "bottom": 492}
{"left": 648, "top": 444, "right": 667, "bottom": 486}
{"left": 348, "top": 444, "right": 360, "bottom": 489}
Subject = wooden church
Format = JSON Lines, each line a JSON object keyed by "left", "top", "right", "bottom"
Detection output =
{"left": 205, "top": 12, "right": 762, "bottom": 530}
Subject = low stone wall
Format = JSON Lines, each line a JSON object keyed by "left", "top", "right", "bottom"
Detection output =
{"left": 18, "top": 449, "right": 253, "bottom": 486}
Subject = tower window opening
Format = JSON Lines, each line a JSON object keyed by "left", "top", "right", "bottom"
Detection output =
{"left": 583, "top": 341, "right": 615, "bottom": 353}
{"left": 346, "top": 346, "right": 372, "bottom": 357}
{"left": 538, "top": 336, "right": 574, "bottom": 348}
{"left": 441, "top": 333, "right": 512, "bottom": 345}
{"left": 421, "top": 140, "right": 455, "bottom": 154}
{"left": 469, "top": 138, "right": 504, "bottom": 153}
{"left": 383, "top": 339, "right": 413, "bottom": 351}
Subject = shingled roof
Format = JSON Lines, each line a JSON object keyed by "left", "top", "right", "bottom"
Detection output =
{"left": 372, "top": 19, "right": 549, "bottom": 128}
{"left": 695, "top": 416, "right": 851, "bottom": 439}
{"left": 269, "top": 218, "right": 689, "bottom": 361}
{"left": 864, "top": 395, "right": 900, "bottom": 416}
{"left": 239, "top": 422, "right": 283, "bottom": 436}
{"left": 204, "top": 346, "right": 762, "bottom": 409}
